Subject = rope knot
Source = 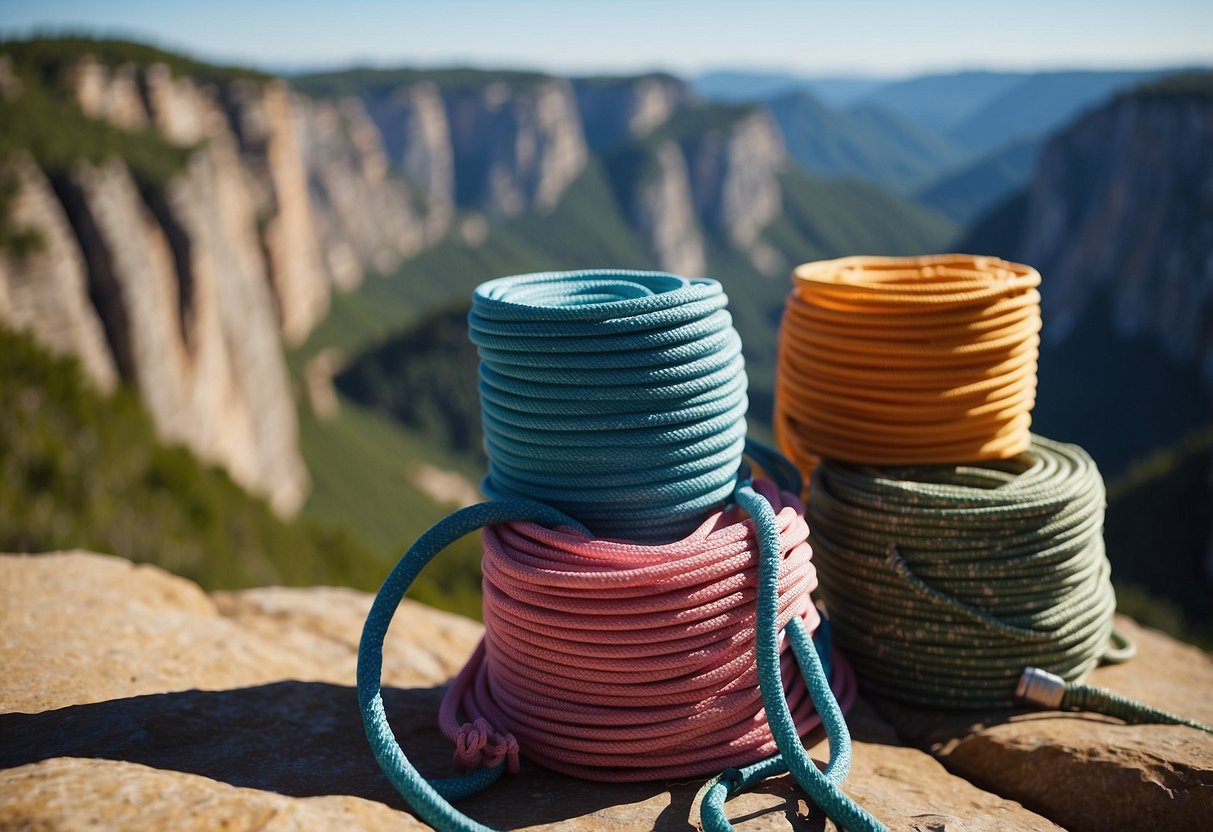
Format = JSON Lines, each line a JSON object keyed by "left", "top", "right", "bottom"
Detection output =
{"left": 453, "top": 718, "right": 520, "bottom": 774}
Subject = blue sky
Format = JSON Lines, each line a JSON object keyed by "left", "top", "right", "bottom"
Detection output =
{"left": 4, "top": 0, "right": 1211, "bottom": 77}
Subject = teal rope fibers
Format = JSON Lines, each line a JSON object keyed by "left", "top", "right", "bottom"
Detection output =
{"left": 470, "top": 270, "right": 748, "bottom": 543}
{"left": 696, "top": 483, "right": 885, "bottom": 832}
{"left": 358, "top": 498, "right": 588, "bottom": 832}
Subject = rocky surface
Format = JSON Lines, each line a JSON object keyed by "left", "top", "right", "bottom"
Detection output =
{"left": 874, "top": 616, "right": 1213, "bottom": 832}
{"left": 6, "top": 552, "right": 1209, "bottom": 831}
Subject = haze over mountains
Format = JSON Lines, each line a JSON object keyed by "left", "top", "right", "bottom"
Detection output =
{"left": 1, "top": 37, "right": 1210, "bottom": 638}
{"left": 696, "top": 67, "right": 1192, "bottom": 222}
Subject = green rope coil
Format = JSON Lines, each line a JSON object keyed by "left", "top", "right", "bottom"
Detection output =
{"left": 807, "top": 435, "right": 1117, "bottom": 708}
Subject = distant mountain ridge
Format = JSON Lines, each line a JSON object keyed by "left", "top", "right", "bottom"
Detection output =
{"left": 0, "top": 36, "right": 953, "bottom": 525}
{"left": 765, "top": 91, "right": 968, "bottom": 191}
{"left": 694, "top": 66, "right": 1202, "bottom": 208}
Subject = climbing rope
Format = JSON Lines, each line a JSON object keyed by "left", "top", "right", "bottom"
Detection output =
{"left": 359, "top": 271, "right": 884, "bottom": 832}
{"left": 471, "top": 270, "right": 748, "bottom": 542}
{"left": 443, "top": 478, "right": 849, "bottom": 781}
{"left": 806, "top": 435, "right": 1212, "bottom": 732}
{"left": 775, "top": 254, "right": 1041, "bottom": 479}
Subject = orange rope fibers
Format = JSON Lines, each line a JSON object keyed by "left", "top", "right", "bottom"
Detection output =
{"left": 775, "top": 254, "right": 1042, "bottom": 477}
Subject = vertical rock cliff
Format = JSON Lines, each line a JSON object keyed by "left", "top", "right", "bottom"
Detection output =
{"left": 226, "top": 80, "right": 331, "bottom": 345}
{"left": 574, "top": 74, "right": 689, "bottom": 152}
{"left": 682, "top": 109, "right": 786, "bottom": 249}
{"left": 1, "top": 54, "right": 315, "bottom": 514}
{"left": 295, "top": 95, "right": 426, "bottom": 289}
{"left": 0, "top": 153, "right": 119, "bottom": 392}
{"left": 443, "top": 77, "right": 588, "bottom": 216}
{"left": 364, "top": 82, "right": 454, "bottom": 243}
{"left": 615, "top": 140, "right": 706, "bottom": 276}
{"left": 1021, "top": 80, "right": 1213, "bottom": 385}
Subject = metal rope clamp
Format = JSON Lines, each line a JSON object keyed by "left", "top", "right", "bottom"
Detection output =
{"left": 1016, "top": 667, "right": 1066, "bottom": 708}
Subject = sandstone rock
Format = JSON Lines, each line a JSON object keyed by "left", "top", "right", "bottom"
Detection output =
{"left": 143, "top": 63, "right": 228, "bottom": 145}
{"left": 72, "top": 58, "right": 149, "bottom": 131}
{"left": 874, "top": 616, "right": 1213, "bottom": 832}
{"left": 3, "top": 551, "right": 1074, "bottom": 831}
{"left": 445, "top": 79, "right": 588, "bottom": 217}
{"left": 684, "top": 110, "right": 786, "bottom": 249}
{"left": 167, "top": 140, "right": 310, "bottom": 515}
{"left": 59, "top": 148, "right": 306, "bottom": 516}
{"left": 243, "top": 80, "right": 332, "bottom": 344}
{"left": 1, "top": 759, "right": 427, "bottom": 832}
{"left": 295, "top": 95, "right": 427, "bottom": 286}
{"left": 0, "top": 152, "right": 119, "bottom": 392}
{"left": 629, "top": 140, "right": 706, "bottom": 277}
{"left": 2, "top": 59, "right": 311, "bottom": 515}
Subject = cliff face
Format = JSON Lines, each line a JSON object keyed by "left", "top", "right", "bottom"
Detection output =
{"left": 295, "top": 95, "right": 426, "bottom": 288}
{"left": 0, "top": 154, "right": 119, "bottom": 393}
{"left": 683, "top": 110, "right": 787, "bottom": 249}
{"left": 0, "top": 57, "right": 325, "bottom": 514}
{"left": 575, "top": 75, "right": 689, "bottom": 152}
{"left": 1, "top": 46, "right": 804, "bottom": 517}
{"left": 364, "top": 82, "right": 454, "bottom": 243}
{"left": 226, "top": 80, "right": 331, "bottom": 344}
{"left": 626, "top": 140, "right": 706, "bottom": 276}
{"left": 1021, "top": 87, "right": 1213, "bottom": 384}
{"left": 444, "top": 78, "right": 588, "bottom": 217}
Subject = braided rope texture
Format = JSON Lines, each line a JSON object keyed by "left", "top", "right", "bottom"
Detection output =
{"left": 807, "top": 435, "right": 1117, "bottom": 708}
{"left": 471, "top": 270, "right": 748, "bottom": 542}
{"left": 776, "top": 254, "right": 1041, "bottom": 477}
{"left": 441, "top": 478, "right": 857, "bottom": 782}
{"left": 359, "top": 270, "right": 884, "bottom": 832}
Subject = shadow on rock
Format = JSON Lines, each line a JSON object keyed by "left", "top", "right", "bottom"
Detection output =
{"left": 2, "top": 680, "right": 812, "bottom": 829}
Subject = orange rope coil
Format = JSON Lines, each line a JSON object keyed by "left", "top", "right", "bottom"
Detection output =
{"left": 775, "top": 254, "right": 1042, "bottom": 477}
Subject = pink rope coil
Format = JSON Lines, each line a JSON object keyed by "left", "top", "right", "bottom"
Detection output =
{"left": 437, "top": 479, "right": 857, "bottom": 782}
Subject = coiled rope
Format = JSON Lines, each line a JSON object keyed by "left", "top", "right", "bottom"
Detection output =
{"left": 775, "top": 255, "right": 1041, "bottom": 478}
{"left": 358, "top": 271, "right": 885, "bottom": 832}
{"left": 807, "top": 435, "right": 1211, "bottom": 732}
{"left": 471, "top": 271, "right": 748, "bottom": 543}
{"left": 441, "top": 478, "right": 854, "bottom": 781}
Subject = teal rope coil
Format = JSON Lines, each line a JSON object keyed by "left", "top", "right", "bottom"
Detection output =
{"left": 807, "top": 434, "right": 1213, "bottom": 732}
{"left": 359, "top": 270, "right": 885, "bottom": 832}
{"left": 470, "top": 270, "right": 748, "bottom": 542}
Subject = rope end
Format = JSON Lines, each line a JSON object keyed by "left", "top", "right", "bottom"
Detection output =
{"left": 1016, "top": 667, "right": 1065, "bottom": 709}
{"left": 453, "top": 718, "right": 520, "bottom": 774}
